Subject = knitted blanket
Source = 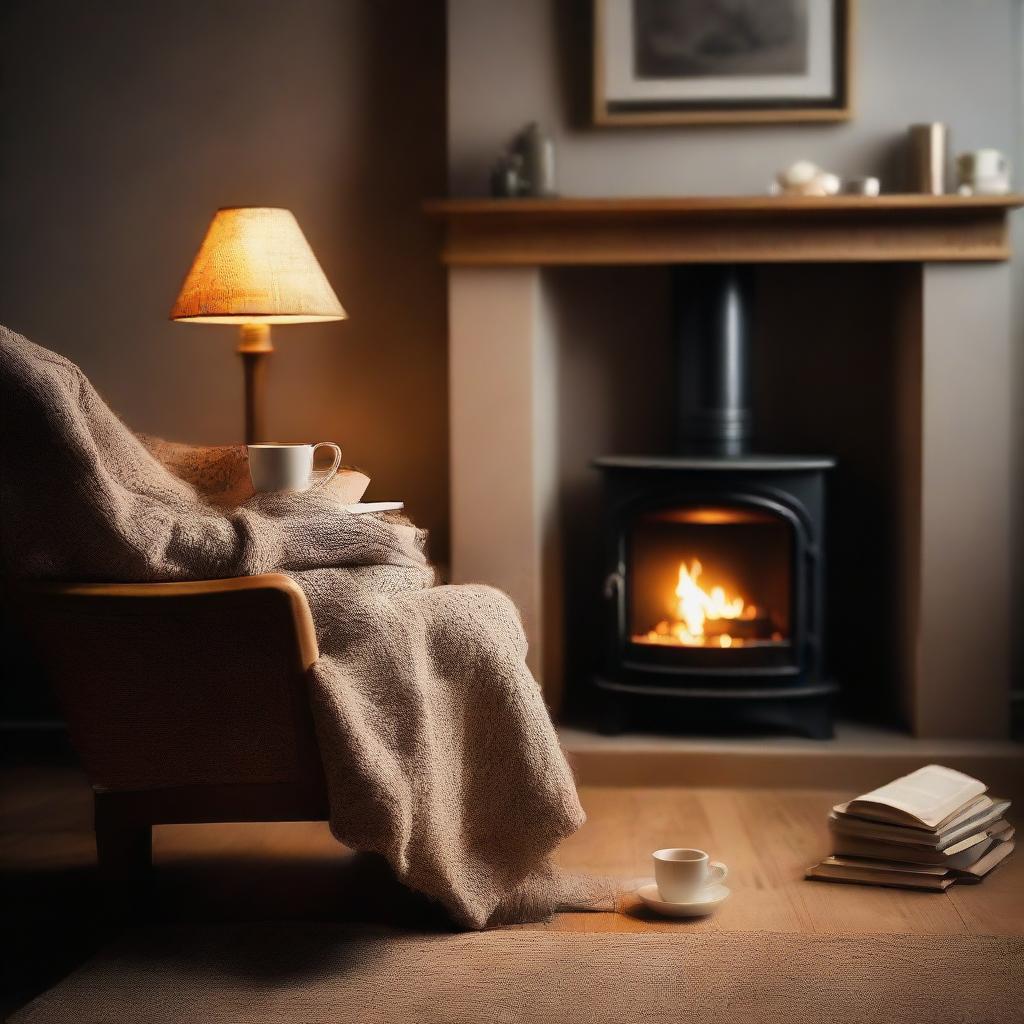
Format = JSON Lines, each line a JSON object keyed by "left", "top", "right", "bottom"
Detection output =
{"left": 0, "top": 327, "right": 598, "bottom": 929}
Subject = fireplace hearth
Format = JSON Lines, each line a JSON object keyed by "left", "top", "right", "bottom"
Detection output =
{"left": 593, "top": 266, "right": 837, "bottom": 739}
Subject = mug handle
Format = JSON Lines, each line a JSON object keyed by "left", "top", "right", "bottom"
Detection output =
{"left": 310, "top": 442, "right": 342, "bottom": 487}
{"left": 708, "top": 861, "right": 728, "bottom": 885}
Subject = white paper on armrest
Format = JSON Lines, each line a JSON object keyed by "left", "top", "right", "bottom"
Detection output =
{"left": 345, "top": 501, "right": 404, "bottom": 515}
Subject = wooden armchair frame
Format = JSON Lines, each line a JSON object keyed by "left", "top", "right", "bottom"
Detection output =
{"left": 19, "top": 574, "right": 330, "bottom": 881}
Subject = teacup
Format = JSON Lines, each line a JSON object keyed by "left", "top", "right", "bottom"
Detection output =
{"left": 247, "top": 442, "right": 342, "bottom": 493}
{"left": 653, "top": 848, "right": 728, "bottom": 902}
{"left": 956, "top": 149, "right": 1011, "bottom": 195}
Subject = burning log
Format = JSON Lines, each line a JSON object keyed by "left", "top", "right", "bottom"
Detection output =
{"left": 702, "top": 614, "right": 775, "bottom": 641}
{"left": 634, "top": 557, "right": 784, "bottom": 648}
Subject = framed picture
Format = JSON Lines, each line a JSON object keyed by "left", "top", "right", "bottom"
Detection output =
{"left": 593, "top": 0, "right": 853, "bottom": 126}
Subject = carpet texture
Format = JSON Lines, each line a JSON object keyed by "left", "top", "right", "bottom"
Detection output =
{"left": 13, "top": 925, "right": 1024, "bottom": 1024}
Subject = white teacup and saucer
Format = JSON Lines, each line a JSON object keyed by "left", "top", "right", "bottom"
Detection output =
{"left": 637, "top": 847, "right": 730, "bottom": 918}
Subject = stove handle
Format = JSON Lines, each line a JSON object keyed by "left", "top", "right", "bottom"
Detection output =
{"left": 603, "top": 570, "right": 624, "bottom": 602}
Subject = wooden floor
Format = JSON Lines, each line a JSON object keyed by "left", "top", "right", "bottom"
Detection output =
{"left": 549, "top": 786, "right": 1022, "bottom": 936}
{"left": 2, "top": 751, "right": 1021, "bottom": 1014}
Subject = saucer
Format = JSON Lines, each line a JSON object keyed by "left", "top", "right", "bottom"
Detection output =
{"left": 637, "top": 882, "right": 730, "bottom": 918}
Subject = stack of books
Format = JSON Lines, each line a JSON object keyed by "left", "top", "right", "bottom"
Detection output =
{"left": 806, "top": 764, "right": 1014, "bottom": 891}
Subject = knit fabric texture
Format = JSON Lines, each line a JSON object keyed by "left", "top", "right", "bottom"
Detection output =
{"left": 0, "top": 326, "right": 595, "bottom": 929}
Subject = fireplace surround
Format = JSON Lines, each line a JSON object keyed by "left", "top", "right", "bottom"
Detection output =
{"left": 430, "top": 195, "right": 1021, "bottom": 741}
{"left": 593, "top": 266, "right": 836, "bottom": 738}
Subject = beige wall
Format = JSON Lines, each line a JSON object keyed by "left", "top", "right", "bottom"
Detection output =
{"left": 0, "top": 0, "right": 450, "bottom": 561}
{"left": 449, "top": 0, "right": 1022, "bottom": 199}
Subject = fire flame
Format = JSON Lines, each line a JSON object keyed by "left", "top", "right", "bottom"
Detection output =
{"left": 642, "top": 559, "right": 757, "bottom": 648}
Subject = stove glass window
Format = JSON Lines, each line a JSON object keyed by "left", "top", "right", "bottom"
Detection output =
{"left": 628, "top": 505, "right": 792, "bottom": 650}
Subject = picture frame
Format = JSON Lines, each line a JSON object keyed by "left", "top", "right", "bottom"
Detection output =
{"left": 593, "top": 0, "right": 853, "bottom": 126}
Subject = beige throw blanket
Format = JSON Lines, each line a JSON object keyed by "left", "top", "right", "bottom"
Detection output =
{"left": 0, "top": 327, "right": 598, "bottom": 928}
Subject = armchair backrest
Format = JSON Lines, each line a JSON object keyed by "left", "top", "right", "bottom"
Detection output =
{"left": 20, "top": 574, "right": 324, "bottom": 793}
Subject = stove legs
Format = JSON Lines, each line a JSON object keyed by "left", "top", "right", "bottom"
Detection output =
{"left": 785, "top": 699, "right": 835, "bottom": 740}
{"left": 596, "top": 688, "right": 632, "bottom": 736}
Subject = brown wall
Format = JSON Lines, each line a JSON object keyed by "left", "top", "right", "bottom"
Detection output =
{"left": 0, "top": 0, "right": 450, "bottom": 561}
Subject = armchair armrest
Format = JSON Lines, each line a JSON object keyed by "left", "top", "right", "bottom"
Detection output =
{"left": 19, "top": 574, "right": 324, "bottom": 792}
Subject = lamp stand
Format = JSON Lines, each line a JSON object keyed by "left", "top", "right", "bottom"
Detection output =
{"left": 237, "top": 323, "right": 273, "bottom": 444}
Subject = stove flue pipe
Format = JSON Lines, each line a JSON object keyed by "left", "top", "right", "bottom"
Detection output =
{"left": 672, "top": 264, "right": 754, "bottom": 457}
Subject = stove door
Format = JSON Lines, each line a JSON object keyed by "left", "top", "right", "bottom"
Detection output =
{"left": 619, "top": 501, "right": 801, "bottom": 676}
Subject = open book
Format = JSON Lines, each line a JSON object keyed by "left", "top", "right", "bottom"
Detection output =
{"left": 842, "top": 765, "right": 987, "bottom": 830}
{"left": 809, "top": 765, "right": 1013, "bottom": 892}
{"left": 829, "top": 798, "right": 1011, "bottom": 849}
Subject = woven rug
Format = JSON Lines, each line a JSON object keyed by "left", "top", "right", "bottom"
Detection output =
{"left": 13, "top": 925, "right": 1023, "bottom": 1024}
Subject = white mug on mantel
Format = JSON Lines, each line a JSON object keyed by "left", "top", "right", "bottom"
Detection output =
{"left": 653, "top": 848, "right": 728, "bottom": 902}
{"left": 956, "top": 149, "right": 1011, "bottom": 195}
{"left": 247, "top": 442, "right": 342, "bottom": 493}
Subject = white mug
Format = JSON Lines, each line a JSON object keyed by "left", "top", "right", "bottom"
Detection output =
{"left": 956, "top": 149, "right": 1011, "bottom": 195}
{"left": 247, "top": 442, "right": 342, "bottom": 493}
{"left": 653, "top": 848, "right": 728, "bottom": 902}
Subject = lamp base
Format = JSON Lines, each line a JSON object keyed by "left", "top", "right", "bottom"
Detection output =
{"left": 237, "top": 324, "right": 273, "bottom": 444}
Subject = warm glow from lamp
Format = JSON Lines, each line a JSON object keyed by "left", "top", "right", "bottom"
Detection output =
{"left": 170, "top": 207, "right": 346, "bottom": 442}
{"left": 171, "top": 207, "right": 346, "bottom": 325}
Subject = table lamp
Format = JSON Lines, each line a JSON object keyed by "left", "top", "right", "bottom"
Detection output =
{"left": 170, "top": 207, "right": 346, "bottom": 443}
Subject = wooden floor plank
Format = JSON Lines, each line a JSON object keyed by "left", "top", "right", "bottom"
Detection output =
{"left": 946, "top": 863, "right": 1024, "bottom": 937}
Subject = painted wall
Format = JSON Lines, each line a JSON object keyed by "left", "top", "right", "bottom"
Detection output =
{"left": 1012, "top": 7, "right": 1024, "bottom": 732}
{"left": 0, "top": 0, "right": 450, "bottom": 561}
{"left": 449, "top": 0, "right": 1021, "bottom": 199}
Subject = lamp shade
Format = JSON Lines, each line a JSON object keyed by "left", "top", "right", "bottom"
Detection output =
{"left": 170, "top": 207, "right": 346, "bottom": 324}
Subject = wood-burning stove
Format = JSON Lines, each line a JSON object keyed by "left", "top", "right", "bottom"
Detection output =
{"left": 593, "top": 266, "right": 837, "bottom": 738}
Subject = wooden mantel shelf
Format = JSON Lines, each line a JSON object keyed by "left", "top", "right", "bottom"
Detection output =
{"left": 424, "top": 194, "right": 1024, "bottom": 266}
